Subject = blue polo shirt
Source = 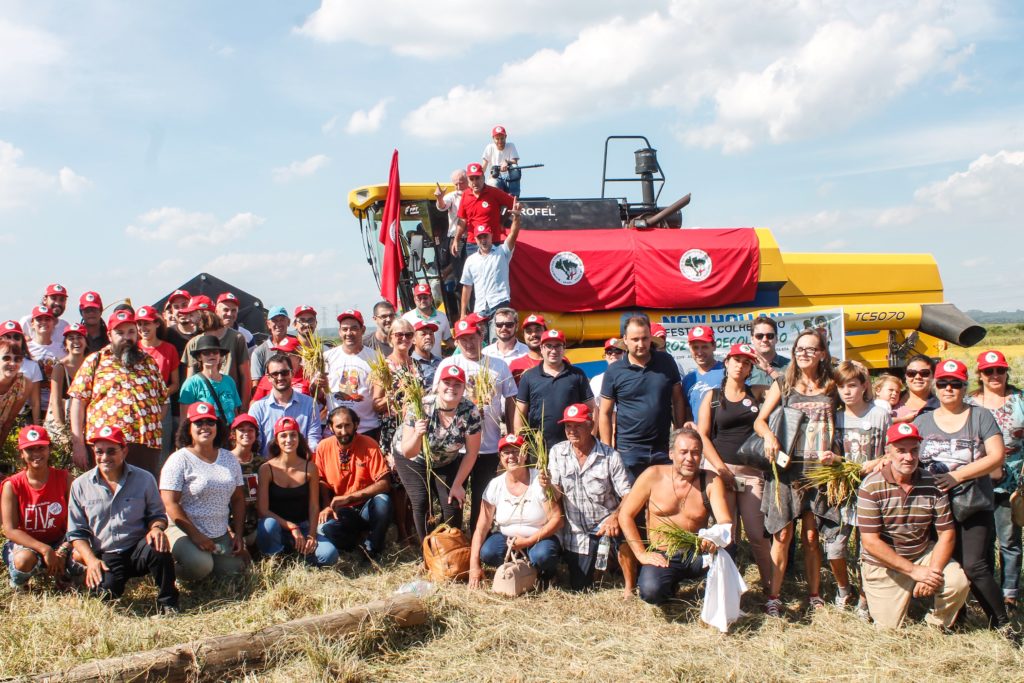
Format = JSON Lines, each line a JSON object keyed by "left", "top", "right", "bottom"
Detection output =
{"left": 682, "top": 361, "right": 725, "bottom": 419}
{"left": 248, "top": 390, "right": 322, "bottom": 455}
{"left": 517, "top": 362, "right": 594, "bottom": 448}
{"left": 601, "top": 350, "right": 681, "bottom": 453}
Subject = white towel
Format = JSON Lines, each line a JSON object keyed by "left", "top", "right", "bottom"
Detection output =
{"left": 699, "top": 524, "right": 748, "bottom": 633}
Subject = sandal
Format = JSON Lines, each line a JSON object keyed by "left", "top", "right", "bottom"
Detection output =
{"left": 808, "top": 595, "right": 826, "bottom": 610}
{"left": 765, "top": 598, "right": 783, "bottom": 618}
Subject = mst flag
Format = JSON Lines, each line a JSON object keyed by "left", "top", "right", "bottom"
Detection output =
{"left": 379, "top": 149, "right": 404, "bottom": 308}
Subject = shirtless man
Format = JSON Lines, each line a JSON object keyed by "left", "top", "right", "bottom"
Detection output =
{"left": 618, "top": 428, "right": 732, "bottom": 604}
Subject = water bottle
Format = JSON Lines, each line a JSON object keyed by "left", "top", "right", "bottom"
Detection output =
{"left": 595, "top": 536, "right": 611, "bottom": 572}
{"left": 395, "top": 580, "right": 436, "bottom": 597}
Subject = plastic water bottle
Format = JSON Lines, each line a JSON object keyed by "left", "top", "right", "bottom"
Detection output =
{"left": 595, "top": 536, "right": 611, "bottom": 572}
{"left": 395, "top": 580, "right": 436, "bottom": 597}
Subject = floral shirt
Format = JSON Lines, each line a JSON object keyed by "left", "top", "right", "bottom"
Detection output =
{"left": 403, "top": 395, "right": 481, "bottom": 467}
{"left": 968, "top": 390, "right": 1024, "bottom": 494}
{"left": 68, "top": 347, "right": 167, "bottom": 447}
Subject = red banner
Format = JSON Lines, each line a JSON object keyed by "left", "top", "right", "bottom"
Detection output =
{"left": 378, "top": 150, "right": 404, "bottom": 308}
{"left": 509, "top": 228, "right": 759, "bottom": 312}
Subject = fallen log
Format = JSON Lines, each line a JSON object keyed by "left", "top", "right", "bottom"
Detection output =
{"left": 20, "top": 593, "right": 427, "bottom": 683}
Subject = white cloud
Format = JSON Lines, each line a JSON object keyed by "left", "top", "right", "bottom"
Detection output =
{"left": 272, "top": 154, "right": 330, "bottom": 183}
{"left": 0, "top": 140, "right": 88, "bottom": 209}
{"left": 58, "top": 167, "right": 91, "bottom": 194}
{"left": 321, "top": 115, "right": 339, "bottom": 135}
{"left": 346, "top": 99, "right": 390, "bottom": 135}
{"left": 0, "top": 18, "right": 66, "bottom": 110}
{"left": 125, "top": 208, "right": 264, "bottom": 247}
{"left": 912, "top": 150, "right": 1024, "bottom": 216}
{"left": 400, "top": 2, "right": 988, "bottom": 150}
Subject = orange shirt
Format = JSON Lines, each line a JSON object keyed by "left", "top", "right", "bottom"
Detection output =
{"left": 313, "top": 434, "right": 389, "bottom": 505}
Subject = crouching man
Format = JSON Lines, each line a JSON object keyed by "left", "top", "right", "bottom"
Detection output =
{"left": 66, "top": 426, "right": 179, "bottom": 613}
{"left": 618, "top": 428, "right": 731, "bottom": 604}
{"left": 856, "top": 423, "right": 969, "bottom": 629}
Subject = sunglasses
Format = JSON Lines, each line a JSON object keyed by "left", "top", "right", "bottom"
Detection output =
{"left": 982, "top": 367, "right": 1008, "bottom": 376}
{"left": 753, "top": 333, "right": 776, "bottom": 340}
{"left": 935, "top": 379, "right": 965, "bottom": 390}
{"left": 1, "top": 354, "right": 24, "bottom": 363}
{"left": 494, "top": 322, "right": 516, "bottom": 328}
{"left": 905, "top": 369, "right": 932, "bottom": 378}
{"left": 392, "top": 332, "right": 413, "bottom": 339}
{"left": 606, "top": 348, "right": 624, "bottom": 355}
{"left": 193, "top": 418, "right": 218, "bottom": 427}
{"left": 268, "top": 370, "right": 292, "bottom": 378}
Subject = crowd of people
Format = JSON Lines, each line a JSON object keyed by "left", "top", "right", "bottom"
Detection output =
{"left": 1, "top": 132, "right": 1022, "bottom": 642}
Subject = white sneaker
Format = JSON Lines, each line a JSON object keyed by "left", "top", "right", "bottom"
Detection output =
{"left": 833, "top": 592, "right": 853, "bottom": 609}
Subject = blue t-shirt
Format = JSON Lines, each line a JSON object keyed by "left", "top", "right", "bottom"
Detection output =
{"left": 682, "top": 362, "right": 724, "bottom": 420}
{"left": 179, "top": 373, "right": 242, "bottom": 421}
{"left": 601, "top": 350, "right": 681, "bottom": 453}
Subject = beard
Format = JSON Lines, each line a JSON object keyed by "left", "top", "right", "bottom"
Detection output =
{"left": 113, "top": 340, "right": 146, "bottom": 366}
{"left": 336, "top": 431, "right": 355, "bottom": 445}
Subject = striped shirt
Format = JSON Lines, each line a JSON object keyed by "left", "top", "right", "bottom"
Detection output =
{"left": 856, "top": 464, "right": 953, "bottom": 566}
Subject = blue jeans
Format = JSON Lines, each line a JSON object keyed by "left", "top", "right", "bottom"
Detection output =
{"left": 257, "top": 518, "right": 339, "bottom": 567}
{"left": 3, "top": 539, "right": 82, "bottom": 588}
{"left": 319, "top": 494, "right": 393, "bottom": 556}
{"left": 617, "top": 447, "right": 670, "bottom": 484}
{"left": 479, "top": 532, "right": 561, "bottom": 578}
{"left": 638, "top": 550, "right": 707, "bottom": 605}
{"left": 994, "top": 492, "right": 1021, "bottom": 599}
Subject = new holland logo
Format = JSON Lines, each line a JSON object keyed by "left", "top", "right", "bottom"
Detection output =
{"left": 680, "top": 248, "right": 712, "bottom": 282}
{"left": 550, "top": 251, "right": 584, "bottom": 286}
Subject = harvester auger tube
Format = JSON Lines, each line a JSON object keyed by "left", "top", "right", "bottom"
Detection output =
{"left": 919, "top": 303, "right": 987, "bottom": 348}
{"left": 631, "top": 193, "right": 691, "bottom": 228}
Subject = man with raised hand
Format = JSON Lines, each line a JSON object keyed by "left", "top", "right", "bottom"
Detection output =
{"left": 459, "top": 195, "right": 522, "bottom": 331}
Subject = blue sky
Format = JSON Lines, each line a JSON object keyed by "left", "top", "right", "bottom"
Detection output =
{"left": 2, "top": 0, "right": 1022, "bottom": 325}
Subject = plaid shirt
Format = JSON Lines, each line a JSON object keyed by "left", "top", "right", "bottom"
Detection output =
{"left": 548, "top": 439, "right": 631, "bottom": 554}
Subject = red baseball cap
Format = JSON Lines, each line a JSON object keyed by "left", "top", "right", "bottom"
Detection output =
{"left": 44, "top": 283, "right": 68, "bottom": 297}
{"left": 453, "top": 319, "right": 479, "bottom": 338}
{"left": 604, "top": 337, "right": 626, "bottom": 352}
{"left": 540, "top": 329, "right": 566, "bottom": 345}
{"left": 185, "top": 295, "right": 213, "bottom": 313}
{"left": 977, "top": 350, "right": 1009, "bottom": 371}
{"left": 473, "top": 224, "right": 491, "bottom": 236}
{"left": 414, "top": 320, "right": 439, "bottom": 333}
{"left": 217, "top": 292, "right": 240, "bottom": 306}
{"left": 294, "top": 305, "right": 316, "bottom": 318}
{"left": 413, "top": 283, "right": 432, "bottom": 297}
{"left": 274, "top": 416, "right": 300, "bottom": 435}
{"left": 466, "top": 162, "right": 484, "bottom": 177}
{"left": 688, "top": 326, "right": 714, "bottom": 344}
{"left": 935, "top": 359, "right": 968, "bottom": 381}
{"left": 726, "top": 343, "right": 757, "bottom": 362}
{"left": 18, "top": 425, "right": 50, "bottom": 449}
{"left": 186, "top": 402, "right": 218, "bottom": 422}
{"left": 167, "top": 289, "right": 191, "bottom": 304}
{"left": 230, "top": 414, "right": 259, "bottom": 431}
{"left": 31, "top": 305, "right": 55, "bottom": 320}
{"left": 79, "top": 291, "right": 103, "bottom": 310}
{"left": 1, "top": 320, "right": 24, "bottom": 336}
{"left": 107, "top": 309, "right": 135, "bottom": 330}
{"left": 65, "top": 323, "right": 87, "bottom": 337}
{"left": 492, "top": 125, "right": 507, "bottom": 137}
{"left": 886, "top": 422, "right": 922, "bottom": 445}
{"left": 271, "top": 336, "right": 302, "bottom": 354}
{"left": 87, "top": 425, "right": 127, "bottom": 446}
{"left": 336, "top": 309, "right": 364, "bottom": 326}
{"left": 499, "top": 433, "right": 525, "bottom": 449}
{"left": 439, "top": 364, "right": 467, "bottom": 384}
{"left": 134, "top": 305, "right": 159, "bottom": 322}
{"left": 559, "top": 403, "right": 592, "bottom": 424}
{"left": 522, "top": 314, "right": 547, "bottom": 330}
{"left": 651, "top": 323, "right": 667, "bottom": 339}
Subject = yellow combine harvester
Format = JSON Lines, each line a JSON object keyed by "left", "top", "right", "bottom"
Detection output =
{"left": 348, "top": 137, "right": 983, "bottom": 376}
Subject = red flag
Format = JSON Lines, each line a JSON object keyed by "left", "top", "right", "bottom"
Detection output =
{"left": 378, "top": 150, "right": 404, "bottom": 308}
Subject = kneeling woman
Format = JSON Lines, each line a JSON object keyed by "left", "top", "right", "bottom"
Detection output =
{"left": 257, "top": 417, "right": 338, "bottom": 567}
{"left": 468, "top": 433, "right": 563, "bottom": 588}
{"left": 161, "top": 402, "right": 247, "bottom": 581}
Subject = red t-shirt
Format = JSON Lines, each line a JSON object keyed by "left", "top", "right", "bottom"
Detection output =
{"left": 313, "top": 434, "right": 390, "bottom": 506}
{"left": 5, "top": 468, "right": 70, "bottom": 545}
{"left": 458, "top": 185, "right": 515, "bottom": 243}
{"left": 142, "top": 341, "right": 181, "bottom": 384}
{"left": 509, "top": 355, "right": 541, "bottom": 386}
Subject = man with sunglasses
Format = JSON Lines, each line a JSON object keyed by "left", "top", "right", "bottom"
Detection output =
{"left": 748, "top": 315, "right": 790, "bottom": 391}
{"left": 482, "top": 307, "right": 528, "bottom": 364}
{"left": 247, "top": 353, "right": 320, "bottom": 456}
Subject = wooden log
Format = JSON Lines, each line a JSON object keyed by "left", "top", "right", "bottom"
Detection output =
{"left": 20, "top": 593, "right": 427, "bottom": 683}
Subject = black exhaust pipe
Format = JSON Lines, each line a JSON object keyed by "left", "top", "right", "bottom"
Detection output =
{"left": 919, "top": 304, "right": 987, "bottom": 347}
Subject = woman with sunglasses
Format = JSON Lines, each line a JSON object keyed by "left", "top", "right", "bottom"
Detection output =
{"left": 0, "top": 340, "right": 31, "bottom": 447}
{"left": 755, "top": 328, "right": 840, "bottom": 616}
{"left": 914, "top": 359, "right": 1009, "bottom": 633}
{"left": 967, "top": 350, "right": 1024, "bottom": 610}
{"left": 1, "top": 321, "right": 42, "bottom": 424}
{"left": 893, "top": 354, "right": 939, "bottom": 424}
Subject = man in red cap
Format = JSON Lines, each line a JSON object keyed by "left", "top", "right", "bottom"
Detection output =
{"left": 450, "top": 161, "right": 517, "bottom": 258}
{"left": 402, "top": 283, "right": 452, "bottom": 356}
{"left": 856, "top": 422, "right": 969, "bottom": 629}
{"left": 75, "top": 291, "right": 109, "bottom": 354}
{"left": 481, "top": 125, "right": 521, "bottom": 196}
{"left": 482, "top": 307, "right": 529, "bottom": 364}
{"left": 681, "top": 325, "right": 724, "bottom": 423}
{"left": 325, "top": 310, "right": 384, "bottom": 442}
{"left": 68, "top": 310, "right": 167, "bottom": 477}
{"left": 515, "top": 329, "right": 595, "bottom": 449}
{"left": 508, "top": 313, "right": 547, "bottom": 384}
{"left": 162, "top": 289, "right": 197, "bottom": 360}
{"left": 458, "top": 202, "right": 522, "bottom": 338}
{"left": 411, "top": 320, "right": 442, "bottom": 387}
{"left": 20, "top": 284, "right": 71, "bottom": 346}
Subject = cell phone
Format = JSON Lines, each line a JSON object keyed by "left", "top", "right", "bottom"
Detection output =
{"left": 776, "top": 451, "right": 790, "bottom": 468}
{"left": 733, "top": 480, "right": 747, "bottom": 493}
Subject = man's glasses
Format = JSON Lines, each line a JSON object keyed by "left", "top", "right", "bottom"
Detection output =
{"left": 982, "top": 367, "right": 1008, "bottom": 376}
{"left": 935, "top": 379, "right": 965, "bottom": 390}
{"left": 753, "top": 333, "right": 776, "bottom": 340}
{"left": 1, "top": 354, "right": 24, "bottom": 363}
{"left": 905, "top": 369, "right": 932, "bottom": 379}
{"left": 374, "top": 313, "right": 395, "bottom": 321}
{"left": 494, "top": 322, "right": 516, "bottom": 328}
{"left": 268, "top": 370, "right": 292, "bottom": 378}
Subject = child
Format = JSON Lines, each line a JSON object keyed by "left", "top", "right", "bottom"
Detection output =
{"left": 823, "top": 361, "right": 891, "bottom": 613}
{"left": 872, "top": 373, "right": 903, "bottom": 417}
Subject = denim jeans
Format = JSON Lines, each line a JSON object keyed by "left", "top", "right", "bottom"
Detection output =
{"left": 319, "top": 494, "right": 393, "bottom": 556}
{"left": 479, "top": 532, "right": 561, "bottom": 578}
{"left": 257, "top": 518, "right": 339, "bottom": 567}
{"left": 3, "top": 539, "right": 82, "bottom": 588}
{"left": 994, "top": 492, "right": 1021, "bottom": 599}
{"left": 617, "top": 447, "right": 670, "bottom": 484}
{"left": 637, "top": 550, "right": 707, "bottom": 605}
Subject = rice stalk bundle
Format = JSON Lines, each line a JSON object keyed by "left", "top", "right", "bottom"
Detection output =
{"left": 368, "top": 349, "right": 399, "bottom": 417}
{"left": 648, "top": 521, "right": 702, "bottom": 558}
{"left": 799, "top": 460, "right": 864, "bottom": 507}
{"left": 398, "top": 372, "right": 433, "bottom": 468}
{"left": 519, "top": 417, "right": 553, "bottom": 500}
{"left": 297, "top": 334, "right": 326, "bottom": 402}
{"left": 470, "top": 357, "right": 496, "bottom": 410}
{"left": 770, "top": 457, "right": 781, "bottom": 509}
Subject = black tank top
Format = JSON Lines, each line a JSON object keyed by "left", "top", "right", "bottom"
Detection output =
{"left": 268, "top": 463, "right": 310, "bottom": 525}
{"left": 711, "top": 388, "right": 759, "bottom": 464}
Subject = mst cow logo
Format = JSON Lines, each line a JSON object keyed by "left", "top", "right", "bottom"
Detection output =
{"left": 679, "top": 249, "right": 712, "bottom": 283}
{"left": 550, "top": 251, "right": 584, "bottom": 286}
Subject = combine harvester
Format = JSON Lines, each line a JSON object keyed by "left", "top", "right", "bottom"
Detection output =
{"left": 348, "top": 136, "right": 984, "bottom": 376}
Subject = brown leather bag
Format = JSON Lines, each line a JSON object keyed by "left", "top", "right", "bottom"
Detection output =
{"left": 423, "top": 525, "right": 471, "bottom": 582}
{"left": 491, "top": 538, "right": 537, "bottom": 597}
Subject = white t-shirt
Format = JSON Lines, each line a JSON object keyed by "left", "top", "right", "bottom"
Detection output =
{"left": 20, "top": 359, "right": 42, "bottom": 382}
{"left": 440, "top": 190, "right": 463, "bottom": 236}
{"left": 159, "top": 448, "right": 244, "bottom": 538}
{"left": 27, "top": 339, "right": 64, "bottom": 417}
{"left": 324, "top": 345, "right": 380, "bottom": 431}
{"left": 482, "top": 339, "right": 529, "bottom": 364}
{"left": 402, "top": 309, "right": 453, "bottom": 357}
{"left": 483, "top": 469, "right": 548, "bottom": 538}
{"left": 590, "top": 373, "right": 605, "bottom": 408}
{"left": 434, "top": 354, "right": 515, "bottom": 453}
{"left": 481, "top": 142, "right": 520, "bottom": 187}
{"left": 460, "top": 244, "right": 513, "bottom": 312}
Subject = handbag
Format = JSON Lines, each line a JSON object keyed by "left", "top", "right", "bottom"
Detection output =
{"left": 734, "top": 402, "right": 806, "bottom": 470}
{"left": 947, "top": 406, "right": 995, "bottom": 522}
{"left": 422, "top": 525, "right": 471, "bottom": 582}
{"left": 491, "top": 537, "right": 537, "bottom": 597}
